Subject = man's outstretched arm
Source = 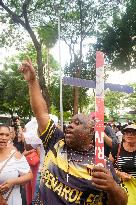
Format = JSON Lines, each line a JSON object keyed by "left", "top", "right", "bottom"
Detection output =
{"left": 20, "top": 59, "right": 49, "bottom": 133}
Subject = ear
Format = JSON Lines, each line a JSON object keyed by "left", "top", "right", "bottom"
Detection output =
{"left": 89, "top": 128, "right": 95, "bottom": 141}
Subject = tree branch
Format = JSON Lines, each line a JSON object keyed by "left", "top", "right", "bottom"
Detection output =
{"left": 22, "top": 0, "right": 31, "bottom": 28}
{"left": 0, "top": 0, "right": 25, "bottom": 27}
{"left": 0, "top": 0, "right": 40, "bottom": 50}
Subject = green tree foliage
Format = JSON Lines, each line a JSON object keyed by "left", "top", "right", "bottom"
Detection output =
{"left": 0, "top": 0, "right": 126, "bottom": 115}
{"left": 124, "top": 83, "right": 136, "bottom": 111}
{"left": 0, "top": 0, "right": 60, "bottom": 110}
{"left": 104, "top": 90, "right": 125, "bottom": 119}
{"left": 64, "top": 0, "right": 122, "bottom": 114}
{"left": 97, "top": 0, "right": 136, "bottom": 71}
{"left": 0, "top": 62, "right": 32, "bottom": 119}
{"left": 37, "top": 22, "right": 58, "bottom": 86}
{"left": 41, "top": 0, "right": 122, "bottom": 114}
{"left": 0, "top": 44, "right": 59, "bottom": 119}
{"left": 38, "top": 23, "right": 58, "bottom": 49}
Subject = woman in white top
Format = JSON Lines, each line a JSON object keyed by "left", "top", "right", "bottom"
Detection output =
{"left": 0, "top": 124, "right": 33, "bottom": 205}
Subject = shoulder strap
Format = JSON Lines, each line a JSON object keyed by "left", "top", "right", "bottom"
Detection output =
{"left": 5, "top": 186, "right": 14, "bottom": 201}
{"left": 0, "top": 151, "right": 16, "bottom": 202}
{"left": 116, "top": 143, "right": 121, "bottom": 167}
{"left": 0, "top": 150, "right": 16, "bottom": 173}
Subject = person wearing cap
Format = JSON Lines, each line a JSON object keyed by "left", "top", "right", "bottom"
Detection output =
{"left": 110, "top": 124, "right": 136, "bottom": 205}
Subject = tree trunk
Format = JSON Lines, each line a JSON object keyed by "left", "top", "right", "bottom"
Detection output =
{"left": 0, "top": 1, "right": 50, "bottom": 112}
{"left": 36, "top": 43, "right": 50, "bottom": 112}
{"left": 73, "top": 86, "right": 79, "bottom": 115}
{"left": 47, "top": 48, "right": 50, "bottom": 86}
{"left": 73, "top": 0, "right": 83, "bottom": 115}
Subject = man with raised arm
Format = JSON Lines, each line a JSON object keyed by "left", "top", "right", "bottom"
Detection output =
{"left": 20, "top": 60, "right": 127, "bottom": 205}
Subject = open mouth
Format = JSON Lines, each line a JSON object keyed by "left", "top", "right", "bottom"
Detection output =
{"left": 0, "top": 142, "right": 6, "bottom": 146}
{"left": 0, "top": 141, "right": 5, "bottom": 143}
{"left": 66, "top": 130, "right": 73, "bottom": 136}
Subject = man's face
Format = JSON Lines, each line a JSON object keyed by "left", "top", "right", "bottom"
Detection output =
{"left": 0, "top": 126, "right": 10, "bottom": 149}
{"left": 65, "top": 114, "right": 94, "bottom": 151}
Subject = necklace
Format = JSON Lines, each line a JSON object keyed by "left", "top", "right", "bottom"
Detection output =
{"left": 62, "top": 146, "right": 95, "bottom": 182}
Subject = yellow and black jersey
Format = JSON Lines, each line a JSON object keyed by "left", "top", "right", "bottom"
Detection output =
{"left": 40, "top": 120, "right": 119, "bottom": 205}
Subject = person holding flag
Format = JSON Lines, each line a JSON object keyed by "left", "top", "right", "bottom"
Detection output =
{"left": 19, "top": 59, "right": 127, "bottom": 205}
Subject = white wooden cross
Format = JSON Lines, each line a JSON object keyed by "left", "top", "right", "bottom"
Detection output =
{"left": 63, "top": 51, "right": 133, "bottom": 166}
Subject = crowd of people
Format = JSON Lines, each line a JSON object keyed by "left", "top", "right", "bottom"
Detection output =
{"left": 0, "top": 59, "right": 136, "bottom": 205}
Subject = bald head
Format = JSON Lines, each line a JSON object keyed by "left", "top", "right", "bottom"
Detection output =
{"left": 72, "top": 114, "right": 95, "bottom": 129}
{"left": 65, "top": 114, "right": 95, "bottom": 151}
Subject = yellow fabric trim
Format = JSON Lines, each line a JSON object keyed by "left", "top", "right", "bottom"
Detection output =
{"left": 42, "top": 140, "right": 92, "bottom": 180}
{"left": 56, "top": 154, "right": 92, "bottom": 180}
{"left": 40, "top": 119, "right": 51, "bottom": 137}
{"left": 122, "top": 177, "right": 136, "bottom": 205}
{"left": 54, "top": 139, "right": 64, "bottom": 149}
